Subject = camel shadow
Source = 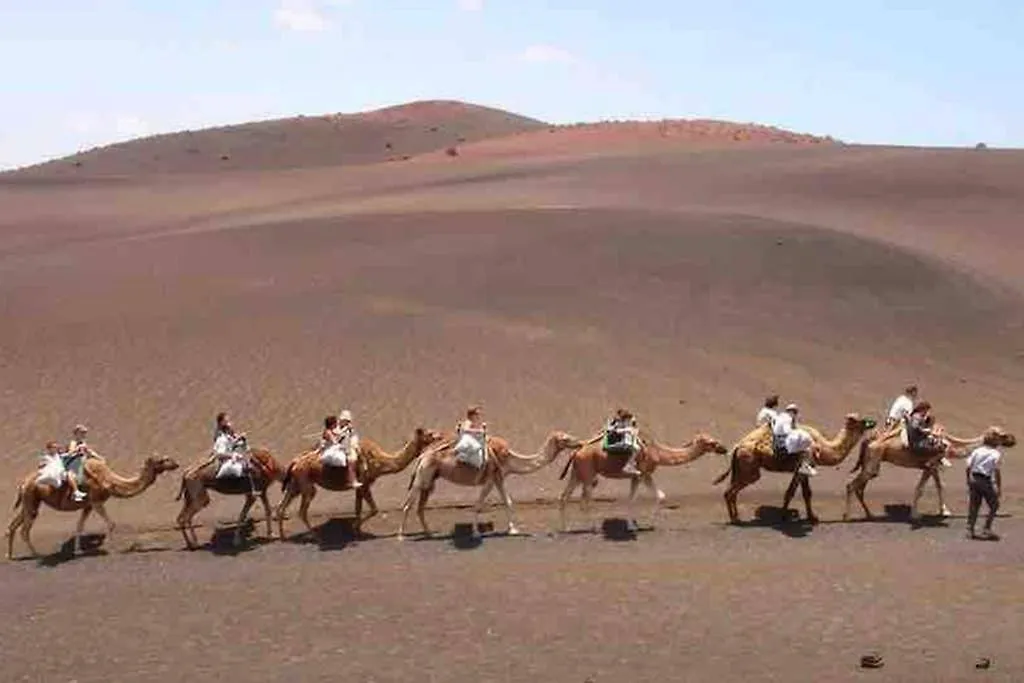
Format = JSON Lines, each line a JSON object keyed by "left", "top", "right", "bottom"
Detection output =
{"left": 36, "top": 533, "right": 109, "bottom": 568}
{"left": 728, "top": 506, "right": 814, "bottom": 538}
{"left": 844, "top": 504, "right": 950, "bottom": 529}
{"left": 601, "top": 518, "right": 641, "bottom": 542}
{"left": 284, "top": 516, "right": 379, "bottom": 550}
{"left": 204, "top": 520, "right": 274, "bottom": 556}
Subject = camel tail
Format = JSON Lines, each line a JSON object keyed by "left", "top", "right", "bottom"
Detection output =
{"left": 281, "top": 463, "right": 294, "bottom": 492}
{"left": 174, "top": 477, "right": 186, "bottom": 501}
{"left": 11, "top": 484, "right": 23, "bottom": 511}
{"left": 850, "top": 440, "right": 868, "bottom": 473}
{"left": 712, "top": 448, "right": 737, "bottom": 486}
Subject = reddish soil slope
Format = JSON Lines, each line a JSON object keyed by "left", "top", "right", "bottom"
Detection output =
{"left": 7, "top": 100, "right": 547, "bottom": 177}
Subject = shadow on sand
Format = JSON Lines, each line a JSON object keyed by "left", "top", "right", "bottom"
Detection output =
{"left": 35, "top": 533, "right": 109, "bottom": 568}
{"left": 727, "top": 506, "right": 815, "bottom": 539}
{"left": 198, "top": 519, "right": 275, "bottom": 557}
{"left": 283, "top": 516, "right": 368, "bottom": 551}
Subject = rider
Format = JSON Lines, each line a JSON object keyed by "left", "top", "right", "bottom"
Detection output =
{"left": 64, "top": 424, "right": 100, "bottom": 499}
{"left": 886, "top": 385, "right": 918, "bottom": 428}
{"left": 771, "top": 404, "right": 818, "bottom": 477}
{"left": 757, "top": 394, "right": 780, "bottom": 427}
{"left": 336, "top": 409, "right": 363, "bottom": 489}
{"left": 189, "top": 411, "right": 250, "bottom": 478}
{"left": 905, "top": 401, "right": 949, "bottom": 469}
{"left": 604, "top": 408, "right": 642, "bottom": 476}
{"left": 454, "top": 405, "right": 488, "bottom": 470}
{"left": 39, "top": 440, "right": 87, "bottom": 502}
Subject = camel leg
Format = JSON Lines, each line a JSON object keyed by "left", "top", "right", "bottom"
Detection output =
{"left": 397, "top": 486, "right": 417, "bottom": 541}
{"left": 799, "top": 477, "right": 818, "bottom": 524}
{"left": 782, "top": 472, "right": 801, "bottom": 518}
{"left": 844, "top": 468, "right": 876, "bottom": 521}
{"left": 492, "top": 476, "right": 520, "bottom": 536}
{"left": 557, "top": 469, "right": 581, "bottom": 533}
{"left": 18, "top": 508, "right": 41, "bottom": 558}
{"left": 234, "top": 494, "right": 257, "bottom": 547}
{"left": 6, "top": 509, "right": 25, "bottom": 560}
{"left": 471, "top": 480, "right": 495, "bottom": 537}
{"left": 910, "top": 470, "right": 931, "bottom": 521}
{"left": 259, "top": 489, "right": 273, "bottom": 538}
{"left": 91, "top": 502, "right": 116, "bottom": 548}
{"left": 276, "top": 488, "right": 297, "bottom": 540}
{"left": 176, "top": 482, "right": 209, "bottom": 549}
{"left": 580, "top": 478, "right": 598, "bottom": 533}
{"left": 625, "top": 477, "right": 641, "bottom": 530}
{"left": 642, "top": 474, "right": 665, "bottom": 528}
{"left": 415, "top": 489, "right": 432, "bottom": 537}
{"left": 354, "top": 486, "right": 379, "bottom": 535}
{"left": 932, "top": 470, "right": 951, "bottom": 517}
{"left": 73, "top": 507, "right": 92, "bottom": 555}
{"left": 724, "top": 468, "right": 759, "bottom": 524}
{"left": 297, "top": 487, "right": 317, "bottom": 536}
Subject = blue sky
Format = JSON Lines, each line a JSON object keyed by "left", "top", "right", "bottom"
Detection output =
{"left": 2, "top": 0, "right": 1022, "bottom": 169}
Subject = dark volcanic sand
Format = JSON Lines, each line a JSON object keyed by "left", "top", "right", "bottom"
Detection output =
{"left": 1, "top": 141, "right": 1022, "bottom": 682}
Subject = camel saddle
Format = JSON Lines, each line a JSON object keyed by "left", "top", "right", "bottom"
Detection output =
{"left": 602, "top": 430, "right": 638, "bottom": 457}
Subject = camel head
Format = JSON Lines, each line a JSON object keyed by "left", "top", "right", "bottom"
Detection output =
{"left": 414, "top": 427, "right": 446, "bottom": 449}
{"left": 985, "top": 426, "right": 1016, "bottom": 448}
{"left": 145, "top": 455, "right": 181, "bottom": 475}
{"left": 694, "top": 433, "right": 729, "bottom": 456}
{"left": 548, "top": 431, "right": 585, "bottom": 453}
{"left": 844, "top": 413, "right": 877, "bottom": 435}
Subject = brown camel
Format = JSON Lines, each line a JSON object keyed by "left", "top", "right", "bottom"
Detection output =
{"left": 397, "top": 431, "right": 583, "bottom": 540}
{"left": 276, "top": 426, "right": 444, "bottom": 539}
{"left": 557, "top": 431, "right": 729, "bottom": 532}
{"left": 174, "top": 447, "right": 285, "bottom": 549}
{"left": 6, "top": 454, "right": 180, "bottom": 559}
{"left": 713, "top": 414, "right": 877, "bottom": 524}
{"left": 843, "top": 425, "right": 1016, "bottom": 521}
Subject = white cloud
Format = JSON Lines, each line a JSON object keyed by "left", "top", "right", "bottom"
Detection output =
{"left": 518, "top": 44, "right": 578, "bottom": 65}
{"left": 457, "top": 0, "right": 483, "bottom": 11}
{"left": 274, "top": 0, "right": 331, "bottom": 33}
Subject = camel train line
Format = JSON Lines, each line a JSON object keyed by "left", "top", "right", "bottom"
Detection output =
{"left": 5, "top": 398, "right": 1015, "bottom": 560}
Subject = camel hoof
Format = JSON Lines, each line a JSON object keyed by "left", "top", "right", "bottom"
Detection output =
{"left": 507, "top": 526, "right": 521, "bottom": 536}
{"left": 940, "top": 506, "right": 952, "bottom": 518}
{"left": 396, "top": 534, "right": 406, "bottom": 542}
{"left": 808, "top": 516, "right": 820, "bottom": 525}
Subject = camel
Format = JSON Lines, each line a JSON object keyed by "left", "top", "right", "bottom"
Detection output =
{"left": 843, "top": 425, "right": 1016, "bottom": 521}
{"left": 713, "top": 414, "right": 876, "bottom": 524}
{"left": 6, "top": 454, "right": 180, "bottom": 559}
{"left": 174, "top": 447, "right": 285, "bottom": 549}
{"left": 276, "top": 426, "right": 444, "bottom": 539}
{"left": 397, "top": 431, "right": 583, "bottom": 540}
{"left": 557, "top": 431, "right": 729, "bottom": 532}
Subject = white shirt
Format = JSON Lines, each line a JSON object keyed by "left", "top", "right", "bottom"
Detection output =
{"left": 772, "top": 412, "right": 794, "bottom": 437}
{"left": 213, "top": 432, "right": 238, "bottom": 456}
{"left": 966, "top": 446, "right": 1001, "bottom": 477}
{"left": 757, "top": 407, "right": 778, "bottom": 427}
{"left": 888, "top": 395, "right": 914, "bottom": 423}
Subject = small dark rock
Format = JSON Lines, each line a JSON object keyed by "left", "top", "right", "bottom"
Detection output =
{"left": 976, "top": 657, "right": 991, "bottom": 669}
{"left": 860, "top": 653, "right": 884, "bottom": 669}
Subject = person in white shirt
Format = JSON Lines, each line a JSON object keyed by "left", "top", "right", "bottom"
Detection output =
{"left": 757, "top": 395, "right": 780, "bottom": 428}
{"left": 454, "top": 405, "right": 488, "bottom": 471}
{"left": 772, "top": 403, "right": 817, "bottom": 477}
{"left": 336, "top": 409, "right": 363, "bottom": 489}
{"left": 886, "top": 385, "right": 918, "bottom": 428}
{"left": 965, "top": 430, "right": 1004, "bottom": 540}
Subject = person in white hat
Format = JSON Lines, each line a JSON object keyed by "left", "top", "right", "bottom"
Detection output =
{"left": 336, "top": 409, "right": 362, "bottom": 489}
{"left": 771, "top": 404, "right": 818, "bottom": 477}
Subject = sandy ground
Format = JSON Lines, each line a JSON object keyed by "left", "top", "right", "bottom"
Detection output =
{"left": 1, "top": 128, "right": 1022, "bottom": 681}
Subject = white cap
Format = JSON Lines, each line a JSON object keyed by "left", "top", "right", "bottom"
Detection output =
{"left": 339, "top": 410, "right": 352, "bottom": 421}
{"left": 785, "top": 403, "right": 799, "bottom": 412}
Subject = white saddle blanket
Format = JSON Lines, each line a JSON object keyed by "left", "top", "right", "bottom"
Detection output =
{"left": 454, "top": 433, "right": 486, "bottom": 469}
{"left": 784, "top": 429, "right": 813, "bottom": 455}
{"left": 215, "top": 455, "right": 248, "bottom": 479}
{"left": 319, "top": 444, "right": 349, "bottom": 467}
{"left": 35, "top": 454, "right": 68, "bottom": 488}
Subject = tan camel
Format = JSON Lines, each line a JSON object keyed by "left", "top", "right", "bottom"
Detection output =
{"left": 276, "top": 426, "right": 444, "bottom": 539}
{"left": 174, "top": 447, "right": 285, "bottom": 549}
{"left": 843, "top": 425, "right": 1016, "bottom": 521}
{"left": 557, "top": 431, "right": 729, "bottom": 532}
{"left": 6, "top": 454, "right": 180, "bottom": 559}
{"left": 713, "top": 414, "right": 877, "bottom": 524}
{"left": 397, "top": 431, "right": 583, "bottom": 540}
